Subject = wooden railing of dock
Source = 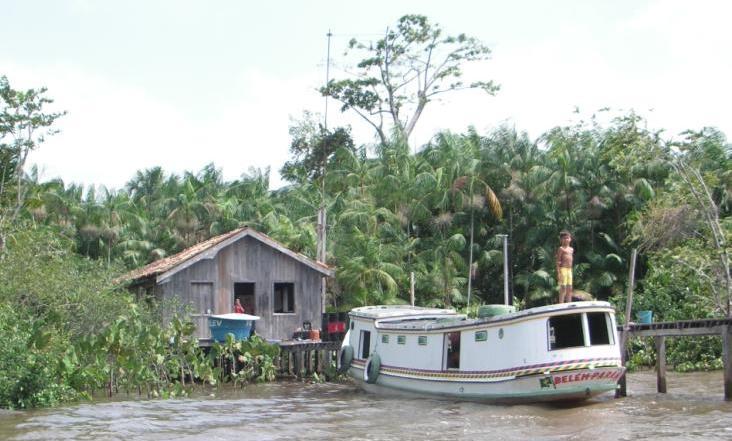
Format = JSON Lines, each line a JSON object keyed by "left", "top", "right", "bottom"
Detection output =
{"left": 276, "top": 340, "right": 342, "bottom": 378}
{"left": 616, "top": 318, "right": 732, "bottom": 400}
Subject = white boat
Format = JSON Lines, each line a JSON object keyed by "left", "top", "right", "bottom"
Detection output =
{"left": 338, "top": 301, "right": 625, "bottom": 403}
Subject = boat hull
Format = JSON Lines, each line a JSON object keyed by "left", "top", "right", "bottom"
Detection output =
{"left": 348, "top": 361, "right": 624, "bottom": 403}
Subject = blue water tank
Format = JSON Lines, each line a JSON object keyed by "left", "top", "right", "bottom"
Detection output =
{"left": 208, "top": 314, "right": 259, "bottom": 342}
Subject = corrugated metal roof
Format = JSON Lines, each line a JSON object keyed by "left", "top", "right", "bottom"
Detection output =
{"left": 119, "top": 226, "right": 333, "bottom": 284}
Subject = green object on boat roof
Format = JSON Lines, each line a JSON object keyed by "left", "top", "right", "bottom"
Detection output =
{"left": 477, "top": 304, "right": 516, "bottom": 318}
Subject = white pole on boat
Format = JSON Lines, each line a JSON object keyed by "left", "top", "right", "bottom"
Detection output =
{"left": 624, "top": 248, "right": 638, "bottom": 329}
{"left": 410, "top": 271, "right": 415, "bottom": 306}
{"left": 497, "top": 234, "right": 509, "bottom": 305}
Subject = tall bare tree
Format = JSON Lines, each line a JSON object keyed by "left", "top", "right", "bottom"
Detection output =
{"left": 321, "top": 15, "right": 498, "bottom": 146}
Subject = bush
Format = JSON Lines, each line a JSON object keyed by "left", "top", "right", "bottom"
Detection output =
{"left": 0, "top": 304, "right": 79, "bottom": 409}
{"left": 0, "top": 225, "right": 128, "bottom": 341}
{"left": 210, "top": 335, "right": 281, "bottom": 385}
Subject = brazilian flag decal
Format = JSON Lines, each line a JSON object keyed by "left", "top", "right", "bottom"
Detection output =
{"left": 539, "top": 377, "right": 555, "bottom": 389}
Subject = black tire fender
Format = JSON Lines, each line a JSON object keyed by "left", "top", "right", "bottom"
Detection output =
{"left": 338, "top": 345, "right": 353, "bottom": 373}
{"left": 363, "top": 352, "right": 381, "bottom": 384}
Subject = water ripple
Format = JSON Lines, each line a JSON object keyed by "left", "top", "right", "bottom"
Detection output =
{"left": 1, "top": 373, "right": 731, "bottom": 440}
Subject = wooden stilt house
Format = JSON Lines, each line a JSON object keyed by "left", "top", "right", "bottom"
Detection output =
{"left": 120, "top": 227, "right": 333, "bottom": 342}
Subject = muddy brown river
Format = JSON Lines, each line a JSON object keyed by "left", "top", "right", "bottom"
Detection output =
{"left": 0, "top": 371, "right": 730, "bottom": 440}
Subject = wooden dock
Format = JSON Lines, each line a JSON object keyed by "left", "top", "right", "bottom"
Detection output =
{"left": 276, "top": 340, "right": 342, "bottom": 378}
{"left": 616, "top": 318, "right": 732, "bottom": 400}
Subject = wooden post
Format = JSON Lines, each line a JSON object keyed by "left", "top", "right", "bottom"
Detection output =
{"left": 724, "top": 324, "right": 732, "bottom": 400}
{"left": 616, "top": 330, "right": 627, "bottom": 398}
{"left": 292, "top": 351, "right": 299, "bottom": 378}
{"left": 295, "top": 350, "right": 305, "bottom": 378}
{"left": 655, "top": 336, "right": 667, "bottom": 393}
{"left": 617, "top": 249, "right": 637, "bottom": 399}
{"left": 316, "top": 349, "right": 323, "bottom": 374}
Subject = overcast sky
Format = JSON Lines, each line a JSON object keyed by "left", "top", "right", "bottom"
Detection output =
{"left": 2, "top": 0, "right": 730, "bottom": 190}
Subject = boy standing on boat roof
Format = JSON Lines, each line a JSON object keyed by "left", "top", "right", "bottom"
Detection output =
{"left": 556, "top": 231, "right": 574, "bottom": 303}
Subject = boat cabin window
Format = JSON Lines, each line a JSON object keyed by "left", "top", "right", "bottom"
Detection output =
{"left": 273, "top": 283, "right": 295, "bottom": 313}
{"left": 548, "top": 314, "right": 584, "bottom": 350}
{"left": 475, "top": 330, "right": 487, "bottom": 342}
{"left": 587, "top": 312, "right": 612, "bottom": 345}
{"left": 360, "top": 330, "right": 371, "bottom": 359}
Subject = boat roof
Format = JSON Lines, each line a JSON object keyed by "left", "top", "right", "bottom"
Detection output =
{"left": 356, "top": 301, "right": 615, "bottom": 332}
{"left": 349, "top": 305, "right": 460, "bottom": 320}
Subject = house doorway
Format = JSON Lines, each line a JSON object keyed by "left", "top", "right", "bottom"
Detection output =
{"left": 234, "top": 282, "right": 255, "bottom": 315}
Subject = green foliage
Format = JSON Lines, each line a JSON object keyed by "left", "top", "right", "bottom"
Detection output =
{"left": 0, "top": 75, "right": 66, "bottom": 223}
{"left": 210, "top": 335, "right": 280, "bottom": 385}
{"left": 0, "top": 304, "right": 79, "bottom": 409}
{"left": 67, "top": 309, "right": 216, "bottom": 398}
{"left": 281, "top": 113, "right": 356, "bottom": 185}
{"left": 0, "top": 225, "right": 128, "bottom": 339}
{"left": 625, "top": 336, "right": 723, "bottom": 372}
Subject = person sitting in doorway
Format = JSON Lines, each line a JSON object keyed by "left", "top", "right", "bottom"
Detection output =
{"left": 233, "top": 298, "right": 245, "bottom": 314}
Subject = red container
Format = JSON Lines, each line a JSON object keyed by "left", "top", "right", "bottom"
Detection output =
{"left": 327, "top": 321, "right": 346, "bottom": 333}
{"left": 309, "top": 329, "right": 321, "bottom": 341}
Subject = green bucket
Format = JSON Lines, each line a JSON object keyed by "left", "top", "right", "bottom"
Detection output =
{"left": 637, "top": 310, "right": 653, "bottom": 324}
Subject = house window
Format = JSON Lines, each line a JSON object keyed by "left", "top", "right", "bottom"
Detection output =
{"left": 548, "top": 314, "right": 585, "bottom": 350}
{"left": 382, "top": 335, "right": 389, "bottom": 344}
{"left": 418, "top": 336, "right": 428, "bottom": 346}
{"left": 397, "top": 335, "right": 406, "bottom": 345}
{"left": 274, "top": 282, "right": 295, "bottom": 313}
{"left": 234, "top": 282, "right": 255, "bottom": 315}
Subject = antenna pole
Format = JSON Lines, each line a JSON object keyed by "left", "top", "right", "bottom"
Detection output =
{"left": 324, "top": 30, "right": 332, "bottom": 130}
{"left": 319, "top": 30, "right": 333, "bottom": 314}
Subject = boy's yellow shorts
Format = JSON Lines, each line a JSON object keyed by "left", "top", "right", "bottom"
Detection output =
{"left": 559, "top": 267, "right": 572, "bottom": 286}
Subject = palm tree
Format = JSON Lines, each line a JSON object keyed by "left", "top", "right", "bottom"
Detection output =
{"left": 335, "top": 194, "right": 404, "bottom": 307}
